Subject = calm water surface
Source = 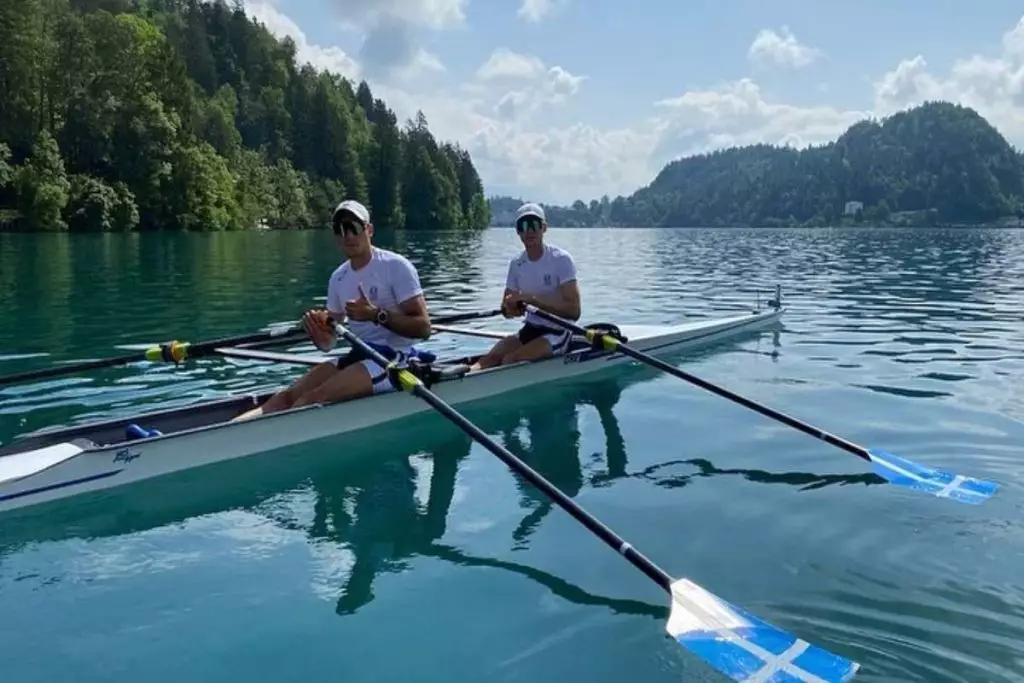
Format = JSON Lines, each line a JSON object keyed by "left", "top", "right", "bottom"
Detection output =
{"left": 2, "top": 227, "right": 1024, "bottom": 682}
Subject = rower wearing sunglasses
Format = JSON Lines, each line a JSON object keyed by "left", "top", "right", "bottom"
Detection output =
{"left": 234, "top": 199, "right": 431, "bottom": 421}
{"left": 472, "top": 202, "right": 581, "bottom": 370}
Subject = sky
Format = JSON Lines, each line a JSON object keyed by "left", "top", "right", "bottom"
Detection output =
{"left": 246, "top": 0, "right": 1024, "bottom": 206}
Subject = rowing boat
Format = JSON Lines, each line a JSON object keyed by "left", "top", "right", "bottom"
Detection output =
{"left": 0, "top": 301, "right": 783, "bottom": 514}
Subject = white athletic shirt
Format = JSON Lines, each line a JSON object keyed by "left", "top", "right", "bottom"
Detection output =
{"left": 504, "top": 244, "right": 578, "bottom": 330}
{"left": 326, "top": 247, "right": 424, "bottom": 350}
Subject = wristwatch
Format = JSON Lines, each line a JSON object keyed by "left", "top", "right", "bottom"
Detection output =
{"left": 375, "top": 308, "right": 389, "bottom": 326}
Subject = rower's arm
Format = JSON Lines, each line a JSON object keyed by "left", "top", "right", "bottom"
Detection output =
{"left": 526, "top": 251, "right": 580, "bottom": 320}
{"left": 378, "top": 294, "right": 432, "bottom": 340}
{"left": 373, "top": 256, "right": 432, "bottom": 340}
{"left": 526, "top": 279, "right": 581, "bottom": 320}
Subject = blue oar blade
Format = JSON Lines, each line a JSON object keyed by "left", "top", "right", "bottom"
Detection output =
{"left": 667, "top": 578, "right": 860, "bottom": 682}
{"left": 867, "top": 449, "right": 999, "bottom": 504}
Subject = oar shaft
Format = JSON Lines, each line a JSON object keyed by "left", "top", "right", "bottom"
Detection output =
{"left": 619, "top": 344, "right": 870, "bottom": 463}
{"left": 334, "top": 323, "right": 675, "bottom": 593}
{"left": 0, "top": 310, "right": 501, "bottom": 389}
{"left": 0, "top": 325, "right": 303, "bottom": 388}
{"left": 0, "top": 355, "right": 145, "bottom": 386}
{"left": 432, "top": 309, "right": 502, "bottom": 324}
{"left": 524, "top": 305, "right": 872, "bottom": 465}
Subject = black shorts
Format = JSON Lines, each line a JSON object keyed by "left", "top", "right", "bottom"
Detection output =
{"left": 516, "top": 322, "right": 572, "bottom": 355}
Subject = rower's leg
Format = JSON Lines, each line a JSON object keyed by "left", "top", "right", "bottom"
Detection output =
{"left": 291, "top": 360, "right": 376, "bottom": 407}
{"left": 500, "top": 330, "right": 571, "bottom": 364}
{"left": 233, "top": 362, "right": 338, "bottom": 421}
{"left": 470, "top": 334, "right": 521, "bottom": 370}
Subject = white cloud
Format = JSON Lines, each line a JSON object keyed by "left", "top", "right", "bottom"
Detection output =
{"left": 748, "top": 26, "right": 821, "bottom": 69}
{"left": 476, "top": 48, "right": 546, "bottom": 80}
{"left": 518, "top": 0, "right": 562, "bottom": 23}
{"left": 650, "top": 78, "right": 867, "bottom": 171}
{"left": 873, "top": 16, "right": 1024, "bottom": 142}
{"left": 467, "top": 49, "right": 586, "bottom": 124}
{"left": 248, "top": 2, "right": 360, "bottom": 80}
{"left": 331, "top": 0, "right": 467, "bottom": 31}
{"left": 269, "top": 0, "right": 465, "bottom": 80}
{"left": 249, "top": 5, "right": 1024, "bottom": 205}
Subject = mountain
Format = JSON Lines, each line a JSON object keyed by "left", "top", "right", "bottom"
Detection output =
{"left": 0, "top": 0, "right": 490, "bottom": 232}
{"left": 491, "top": 101, "right": 1024, "bottom": 228}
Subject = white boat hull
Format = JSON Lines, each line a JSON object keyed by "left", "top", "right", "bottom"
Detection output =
{"left": 0, "top": 307, "right": 782, "bottom": 514}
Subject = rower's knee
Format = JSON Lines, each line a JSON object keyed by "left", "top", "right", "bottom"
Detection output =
{"left": 502, "top": 343, "right": 550, "bottom": 364}
{"left": 258, "top": 387, "right": 296, "bottom": 412}
{"left": 296, "top": 363, "right": 373, "bottom": 406}
{"left": 475, "top": 352, "right": 502, "bottom": 369}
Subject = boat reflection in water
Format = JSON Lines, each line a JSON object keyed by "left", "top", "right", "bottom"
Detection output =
{"left": 0, "top": 351, "right": 875, "bottom": 625}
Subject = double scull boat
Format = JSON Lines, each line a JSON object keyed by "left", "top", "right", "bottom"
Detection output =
{"left": 0, "top": 297, "right": 783, "bottom": 514}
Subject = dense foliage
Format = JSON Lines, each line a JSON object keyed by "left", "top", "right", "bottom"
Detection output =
{"left": 0, "top": 0, "right": 490, "bottom": 232}
{"left": 491, "top": 102, "right": 1024, "bottom": 228}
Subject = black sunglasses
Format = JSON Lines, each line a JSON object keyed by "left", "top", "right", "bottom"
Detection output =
{"left": 332, "top": 213, "right": 366, "bottom": 236}
{"left": 516, "top": 216, "right": 543, "bottom": 233}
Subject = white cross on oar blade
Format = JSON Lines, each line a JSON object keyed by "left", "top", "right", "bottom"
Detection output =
{"left": 667, "top": 578, "right": 860, "bottom": 682}
{"left": 867, "top": 449, "right": 997, "bottom": 504}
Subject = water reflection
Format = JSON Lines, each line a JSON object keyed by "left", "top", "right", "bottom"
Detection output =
{"left": 630, "top": 457, "right": 879, "bottom": 492}
{"left": 0, "top": 360, "right": 863, "bottom": 618}
{"left": 495, "top": 380, "right": 626, "bottom": 548}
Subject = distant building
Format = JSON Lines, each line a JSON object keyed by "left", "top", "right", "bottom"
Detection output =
{"left": 844, "top": 200, "right": 864, "bottom": 216}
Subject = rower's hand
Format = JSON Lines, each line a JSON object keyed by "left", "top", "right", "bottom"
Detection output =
{"left": 345, "top": 284, "right": 378, "bottom": 322}
{"left": 303, "top": 308, "right": 334, "bottom": 351}
{"left": 503, "top": 291, "right": 530, "bottom": 317}
{"left": 500, "top": 294, "right": 517, "bottom": 318}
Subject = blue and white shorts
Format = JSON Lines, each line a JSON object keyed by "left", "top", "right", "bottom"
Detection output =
{"left": 335, "top": 344, "right": 414, "bottom": 395}
{"left": 516, "top": 322, "right": 572, "bottom": 356}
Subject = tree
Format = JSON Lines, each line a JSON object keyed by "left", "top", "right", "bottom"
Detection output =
{"left": 0, "top": 0, "right": 492, "bottom": 232}
{"left": 16, "top": 130, "right": 71, "bottom": 231}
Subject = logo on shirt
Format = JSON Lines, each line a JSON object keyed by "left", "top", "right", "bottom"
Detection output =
{"left": 368, "top": 285, "right": 378, "bottom": 301}
{"left": 543, "top": 274, "right": 552, "bottom": 285}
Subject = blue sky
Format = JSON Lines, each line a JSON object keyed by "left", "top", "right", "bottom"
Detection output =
{"left": 249, "top": 0, "right": 1024, "bottom": 205}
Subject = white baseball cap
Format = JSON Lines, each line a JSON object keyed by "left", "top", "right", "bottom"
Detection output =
{"left": 333, "top": 199, "right": 370, "bottom": 225}
{"left": 515, "top": 202, "right": 545, "bottom": 222}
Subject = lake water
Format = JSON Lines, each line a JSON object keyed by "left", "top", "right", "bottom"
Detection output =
{"left": 2, "top": 227, "right": 1024, "bottom": 682}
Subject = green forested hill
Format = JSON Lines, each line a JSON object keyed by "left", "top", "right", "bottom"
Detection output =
{"left": 491, "top": 102, "right": 1024, "bottom": 228}
{"left": 0, "top": 0, "right": 490, "bottom": 232}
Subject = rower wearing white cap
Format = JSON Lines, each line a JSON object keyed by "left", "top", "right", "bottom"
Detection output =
{"left": 472, "top": 202, "right": 581, "bottom": 370}
{"left": 234, "top": 199, "right": 432, "bottom": 420}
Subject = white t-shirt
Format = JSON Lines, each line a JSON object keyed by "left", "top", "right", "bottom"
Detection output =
{"left": 326, "top": 247, "right": 424, "bottom": 350}
{"left": 505, "top": 244, "right": 578, "bottom": 330}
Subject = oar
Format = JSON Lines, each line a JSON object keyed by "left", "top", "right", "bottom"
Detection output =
{"left": 333, "top": 321, "right": 860, "bottom": 682}
{"left": 0, "top": 325, "right": 307, "bottom": 387}
{"left": 523, "top": 305, "right": 999, "bottom": 506}
{"left": 431, "top": 308, "right": 502, "bottom": 324}
{"left": 0, "top": 309, "right": 502, "bottom": 388}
